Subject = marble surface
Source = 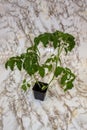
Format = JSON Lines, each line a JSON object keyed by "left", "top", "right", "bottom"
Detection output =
{"left": 0, "top": 0, "right": 87, "bottom": 130}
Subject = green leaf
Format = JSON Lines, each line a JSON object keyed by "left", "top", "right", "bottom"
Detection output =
{"left": 27, "top": 83, "right": 30, "bottom": 88}
{"left": 65, "top": 67, "right": 71, "bottom": 73}
{"left": 21, "top": 84, "right": 27, "bottom": 92}
{"left": 20, "top": 53, "right": 26, "bottom": 59}
{"left": 64, "top": 81, "right": 74, "bottom": 91}
{"left": 21, "top": 80, "right": 31, "bottom": 92}
{"left": 52, "top": 35, "right": 58, "bottom": 48}
{"left": 71, "top": 73, "right": 76, "bottom": 81}
{"left": 16, "top": 60, "right": 22, "bottom": 71}
{"left": 45, "top": 56, "right": 56, "bottom": 63}
{"left": 47, "top": 64, "right": 52, "bottom": 71}
{"left": 5, "top": 61, "right": 8, "bottom": 69}
{"left": 43, "top": 64, "right": 52, "bottom": 71}
{"left": 23, "top": 59, "right": 32, "bottom": 75}
{"left": 5, "top": 59, "right": 15, "bottom": 70}
{"left": 39, "top": 66, "right": 45, "bottom": 77}
{"left": 34, "top": 33, "right": 51, "bottom": 47}
{"left": 23, "top": 52, "right": 38, "bottom": 75}
{"left": 39, "top": 33, "right": 51, "bottom": 47}
{"left": 23, "top": 79, "right": 26, "bottom": 83}
{"left": 34, "top": 37, "right": 39, "bottom": 47}
{"left": 61, "top": 74, "right": 67, "bottom": 85}
{"left": 45, "top": 58, "right": 53, "bottom": 63}
{"left": 54, "top": 66, "right": 64, "bottom": 77}
{"left": 5, "top": 56, "right": 23, "bottom": 71}
{"left": 65, "top": 67, "right": 76, "bottom": 81}
{"left": 63, "top": 33, "right": 75, "bottom": 52}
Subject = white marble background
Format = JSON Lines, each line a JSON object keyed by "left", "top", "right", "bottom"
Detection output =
{"left": 0, "top": 0, "right": 87, "bottom": 130}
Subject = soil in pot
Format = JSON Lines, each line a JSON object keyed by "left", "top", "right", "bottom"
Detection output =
{"left": 33, "top": 81, "right": 48, "bottom": 101}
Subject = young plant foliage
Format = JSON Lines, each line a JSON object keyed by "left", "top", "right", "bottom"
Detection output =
{"left": 5, "top": 30, "right": 76, "bottom": 92}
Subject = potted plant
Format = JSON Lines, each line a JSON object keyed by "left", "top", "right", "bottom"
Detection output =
{"left": 5, "top": 30, "right": 76, "bottom": 101}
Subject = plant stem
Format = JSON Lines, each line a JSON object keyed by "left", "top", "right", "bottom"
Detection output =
{"left": 48, "top": 44, "right": 64, "bottom": 86}
{"left": 33, "top": 75, "right": 41, "bottom": 88}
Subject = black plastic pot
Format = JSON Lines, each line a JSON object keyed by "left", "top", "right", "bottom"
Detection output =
{"left": 32, "top": 81, "right": 48, "bottom": 101}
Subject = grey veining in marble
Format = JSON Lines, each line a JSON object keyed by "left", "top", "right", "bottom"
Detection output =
{"left": 0, "top": 0, "right": 87, "bottom": 130}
